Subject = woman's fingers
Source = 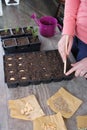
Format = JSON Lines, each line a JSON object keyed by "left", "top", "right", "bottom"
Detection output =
{"left": 79, "top": 70, "right": 87, "bottom": 77}
{"left": 58, "top": 35, "right": 71, "bottom": 63}
{"left": 58, "top": 36, "right": 67, "bottom": 62}
{"left": 58, "top": 44, "right": 66, "bottom": 63}
{"left": 65, "top": 66, "right": 76, "bottom": 75}
{"left": 65, "top": 35, "right": 69, "bottom": 55}
{"left": 65, "top": 58, "right": 87, "bottom": 78}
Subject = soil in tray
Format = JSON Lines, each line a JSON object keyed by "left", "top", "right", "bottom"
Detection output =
{"left": 28, "top": 52, "right": 50, "bottom": 82}
{"left": 12, "top": 27, "right": 24, "bottom": 35}
{"left": 29, "top": 36, "right": 39, "bottom": 44}
{"left": 4, "top": 57, "right": 17, "bottom": 71}
{"left": 3, "top": 38, "right": 17, "bottom": 47}
{"left": 16, "top": 37, "right": 29, "bottom": 46}
{"left": 4, "top": 56, "right": 18, "bottom": 83}
{"left": 6, "top": 72, "right": 18, "bottom": 84}
{"left": 5, "top": 67, "right": 18, "bottom": 83}
{"left": 4, "top": 50, "right": 73, "bottom": 87}
{"left": 46, "top": 50, "right": 64, "bottom": 80}
{"left": 36, "top": 52, "right": 52, "bottom": 81}
{"left": 26, "top": 52, "right": 41, "bottom": 82}
{"left": 23, "top": 26, "right": 33, "bottom": 35}
{"left": 0, "top": 29, "right": 11, "bottom": 37}
{"left": 15, "top": 53, "right": 27, "bottom": 61}
{"left": 18, "top": 71, "right": 29, "bottom": 83}
{"left": 17, "top": 61, "right": 28, "bottom": 71}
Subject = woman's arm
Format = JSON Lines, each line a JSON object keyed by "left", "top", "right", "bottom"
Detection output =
{"left": 58, "top": 0, "right": 80, "bottom": 66}
{"left": 62, "top": 0, "right": 80, "bottom": 36}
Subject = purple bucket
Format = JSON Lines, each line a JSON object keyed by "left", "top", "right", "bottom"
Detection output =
{"left": 39, "top": 16, "right": 57, "bottom": 37}
{"left": 31, "top": 13, "right": 62, "bottom": 37}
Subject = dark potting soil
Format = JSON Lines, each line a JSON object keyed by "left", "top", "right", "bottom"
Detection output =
{"left": 3, "top": 38, "right": 17, "bottom": 47}
{"left": 0, "top": 29, "right": 11, "bottom": 37}
{"left": 46, "top": 50, "right": 64, "bottom": 80}
{"left": 16, "top": 37, "right": 29, "bottom": 46}
{"left": 4, "top": 55, "right": 18, "bottom": 83}
{"left": 29, "top": 36, "right": 39, "bottom": 44}
{"left": 3, "top": 50, "right": 73, "bottom": 87}
{"left": 2, "top": 35, "right": 41, "bottom": 54}
{"left": 23, "top": 26, "right": 33, "bottom": 35}
{"left": 12, "top": 28, "right": 24, "bottom": 35}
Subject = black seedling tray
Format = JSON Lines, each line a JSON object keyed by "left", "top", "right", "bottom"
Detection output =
{"left": 0, "top": 26, "right": 34, "bottom": 40}
{"left": 3, "top": 50, "right": 74, "bottom": 88}
{"left": 2, "top": 36, "right": 41, "bottom": 54}
{"left": 0, "top": 28, "right": 12, "bottom": 39}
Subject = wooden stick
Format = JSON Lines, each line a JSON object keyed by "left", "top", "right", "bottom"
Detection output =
{"left": 64, "top": 60, "right": 66, "bottom": 74}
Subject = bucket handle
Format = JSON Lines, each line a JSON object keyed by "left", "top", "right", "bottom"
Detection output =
{"left": 54, "top": 23, "right": 63, "bottom": 35}
{"left": 57, "top": 23, "right": 63, "bottom": 32}
{"left": 30, "top": 13, "right": 40, "bottom": 26}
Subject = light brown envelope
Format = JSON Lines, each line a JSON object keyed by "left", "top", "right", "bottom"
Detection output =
{"left": 76, "top": 115, "right": 87, "bottom": 129}
{"left": 47, "top": 87, "right": 82, "bottom": 118}
{"left": 33, "top": 112, "right": 67, "bottom": 130}
{"left": 8, "top": 94, "right": 45, "bottom": 120}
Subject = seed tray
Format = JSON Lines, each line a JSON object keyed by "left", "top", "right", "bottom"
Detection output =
{"left": 3, "top": 50, "right": 74, "bottom": 88}
{"left": 23, "top": 26, "right": 34, "bottom": 36}
{"left": 0, "top": 28, "right": 12, "bottom": 39}
{"left": 0, "top": 26, "right": 34, "bottom": 40}
{"left": 2, "top": 36, "right": 41, "bottom": 54}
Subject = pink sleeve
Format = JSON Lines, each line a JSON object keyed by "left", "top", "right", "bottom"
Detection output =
{"left": 62, "top": 0, "right": 80, "bottom": 36}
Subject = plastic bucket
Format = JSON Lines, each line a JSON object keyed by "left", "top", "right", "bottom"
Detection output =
{"left": 31, "top": 13, "right": 62, "bottom": 37}
{"left": 39, "top": 16, "right": 57, "bottom": 37}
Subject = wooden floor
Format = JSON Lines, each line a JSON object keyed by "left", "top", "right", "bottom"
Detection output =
{"left": 0, "top": 1, "right": 87, "bottom": 130}
{"left": 0, "top": 0, "right": 57, "bottom": 29}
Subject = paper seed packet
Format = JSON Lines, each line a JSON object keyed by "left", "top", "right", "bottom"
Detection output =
{"left": 8, "top": 94, "right": 45, "bottom": 120}
{"left": 33, "top": 112, "right": 67, "bottom": 130}
{"left": 76, "top": 115, "right": 87, "bottom": 130}
{"left": 47, "top": 87, "right": 83, "bottom": 118}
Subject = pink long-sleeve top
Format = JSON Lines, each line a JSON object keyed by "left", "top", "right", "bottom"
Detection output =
{"left": 62, "top": 0, "right": 87, "bottom": 44}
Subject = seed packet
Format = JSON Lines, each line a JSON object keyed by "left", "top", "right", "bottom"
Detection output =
{"left": 47, "top": 87, "right": 82, "bottom": 118}
{"left": 33, "top": 112, "right": 67, "bottom": 130}
{"left": 76, "top": 115, "right": 87, "bottom": 130}
{"left": 8, "top": 94, "right": 45, "bottom": 120}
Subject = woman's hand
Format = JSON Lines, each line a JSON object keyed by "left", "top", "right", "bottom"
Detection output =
{"left": 65, "top": 57, "right": 87, "bottom": 78}
{"left": 58, "top": 35, "right": 73, "bottom": 63}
